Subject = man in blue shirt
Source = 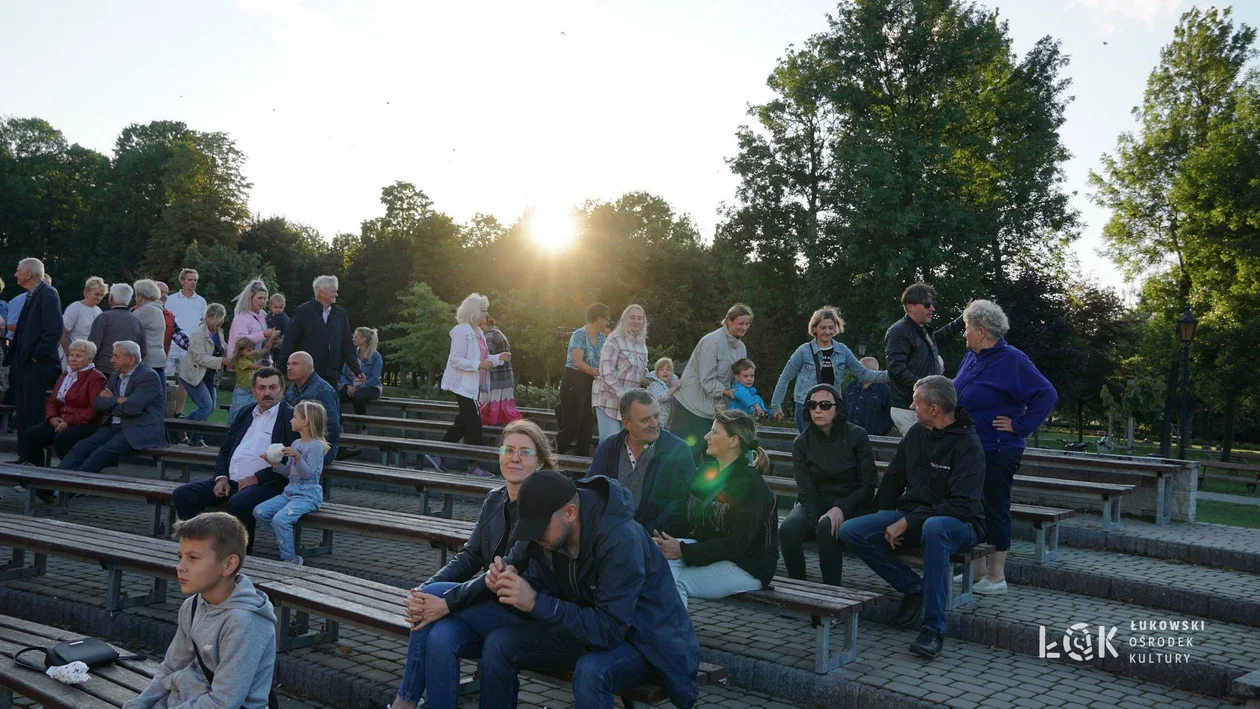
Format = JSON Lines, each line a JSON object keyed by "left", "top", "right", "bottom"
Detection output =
{"left": 283, "top": 351, "right": 341, "bottom": 464}
{"left": 843, "top": 357, "right": 894, "bottom": 437}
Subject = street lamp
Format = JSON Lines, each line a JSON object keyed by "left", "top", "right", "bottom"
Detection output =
{"left": 1176, "top": 306, "right": 1198, "bottom": 460}
{"left": 856, "top": 339, "right": 867, "bottom": 357}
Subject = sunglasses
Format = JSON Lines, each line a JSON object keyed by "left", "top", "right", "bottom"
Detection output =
{"left": 920, "top": 301, "right": 936, "bottom": 310}
{"left": 805, "top": 400, "right": 836, "bottom": 411}
{"left": 499, "top": 445, "right": 537, "bottom": 459}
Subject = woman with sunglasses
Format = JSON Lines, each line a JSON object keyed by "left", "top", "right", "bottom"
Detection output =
{"left": 386, "top": 419, "right": 555, "bottom": 709}
{"left": 884, "top": 283, "right": 965, "bottom": 436}
{"left": 779, "top": 384, "right": 878, "bottom": 588}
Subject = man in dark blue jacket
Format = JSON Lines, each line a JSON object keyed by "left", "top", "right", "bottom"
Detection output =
{"left": 481, "top": 471, "right": 700, "bottom": 709}
{"left": 172, "top": 367, "right": 297, "bottom": 552}
{"left": 838, "top": 375, "right": 984, "bottom": 661}
{"left": 283, "top": 351, "right": 341, "bottom": 464}
{"left": 279, "top": 275, "right": 362, "bottom": 386}
{"left": 5, "top": 258, "right": 62, "bottom": 446}
{"left": 587, "top": 389, "right": 695, "bottom": 535}
{"left": 843, "top": 357, "right": 894, "bottom": 437}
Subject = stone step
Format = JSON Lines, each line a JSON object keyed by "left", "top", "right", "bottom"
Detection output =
{"left": 1015, "top": 514, "right": 1260, "bottom": 573}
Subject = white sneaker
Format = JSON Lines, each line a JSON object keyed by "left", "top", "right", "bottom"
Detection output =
{"left": 973, "top": 578, "right": 1008, "bottom": 595}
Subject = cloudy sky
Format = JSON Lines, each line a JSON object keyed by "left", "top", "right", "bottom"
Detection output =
{"left": 4, "top": 0, "right": 1255, "bottom": 294}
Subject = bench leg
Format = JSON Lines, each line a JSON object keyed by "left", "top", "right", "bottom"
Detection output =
{"left": 275, "top": 605, "right": 340, "bottom": 652}
{"left": 0, "top": 547, "right": 47, "bottom": 581}
{"left": 814, "top": 614, "right": 860, "bottom": 673}
{"left": 103, "top": 565, "right": 167, "bottom": 612}
{"left": 1032, "top": 522, "right": 1059, "bottom": 564}
{"left": 294, "top": 523, "right": 334, "bottom": 558}
{"left": 1155, "top": 473, "right": 1171, "bottom": 526}
{"left": 950, "top": 561, "right": 973, "bottom": 609}
{"left": 1100, "top": 496, "right": 1122, "bottom": 532}
{"left": 150, "top": 501, "right": 169, "bottom": 537}
{"left": 22, "top": 487, "right": 69, "bottom": 518}
{"left": 0, "top": 686, "right": 12, "bottom": 709}
{"left": 157, "top": 459, "right": 168, "bottom": 481}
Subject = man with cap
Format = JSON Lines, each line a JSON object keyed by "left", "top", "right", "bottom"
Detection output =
{"left": 478, "top": 470, "right": 700, "bottom": 708}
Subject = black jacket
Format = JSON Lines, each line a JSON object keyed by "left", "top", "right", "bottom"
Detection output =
{"left": 5, "top": 282, "right": 62, "bottom": 369}
{"left": 587, "top": 429, "right": 695, "bottom": 535}
{"left": 873, "top": 408, "right": 986, "bottom": 544}
{"left": 280, "top": 300, "right": 361, "bottom": 381}
{"left": 213, "top": 401, "right": 298, "bottom": 488}
{"left": 883, "top": 314, "right": 963, "bottom": 408}
{"left": 679, "top": 455, "right": 779, "bottom": 587}
{"left": 792, "top": 389, "right": 877, "bottom": 522}
{"left": 424, "top": 486, "right": 516, "bottom": 611}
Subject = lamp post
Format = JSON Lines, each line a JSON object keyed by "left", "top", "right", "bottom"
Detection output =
{"left": 1176, "top": 306, "right": 1198, "bottom": 460}
{"left": 857, "top": 339, "right": 867, "bottom": 357}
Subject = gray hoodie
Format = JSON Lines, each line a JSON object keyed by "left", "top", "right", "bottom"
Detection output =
{"left": 123, "top": 574, "right": 277, "bottom": 709}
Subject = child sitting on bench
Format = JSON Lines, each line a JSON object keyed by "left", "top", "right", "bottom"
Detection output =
{"left": 253, "top": 399, "right": 330, "bottom": 565}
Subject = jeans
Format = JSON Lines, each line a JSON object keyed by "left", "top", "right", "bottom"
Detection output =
{"left": 665, "top": 539, "right": 762, "bottom": 610}
{"left": 779, "top": 503, "right": 846, "bottom": 586}
{"left": 57, "top": 424, "right": 138, "bottom": 474}
{"left": 982, "top": 448, "right": 1024, "bottom": 551}
{"left": 838, "top": 510, "right": 977, "bottom": 633}
{"left": 478, "top": 623, "right": 658, "bottom": 709}
{"left": 172, "top": 471, "right": 286, "bottom": 553}
{"left": 794, "top": 402, "right": 807, "bottom": 433}
{"left": 394, "top": 588, "right": 527, "bottom": 708}
{"left": 253, "top": 490, "right": 322, "bottom": 560}
{"left": 228, "top": 385, "right": 254, "bottom": 423}
{"left": 181, "top": 378, "right": 215, "bottom": 444}
{"left": 595, "top": 408, "right": 623, "bottom": 441}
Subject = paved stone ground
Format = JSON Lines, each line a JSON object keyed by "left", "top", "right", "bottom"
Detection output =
{"left": 2, "top": 461, "right": 1252, "bottom": 708}
{"left": 1054, "top": 510, "right": 1260, "bottom": 552}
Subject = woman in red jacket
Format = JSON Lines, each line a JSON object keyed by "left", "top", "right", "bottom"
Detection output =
{"left": 18, "top": 339, "right": 107, "bottom": 466}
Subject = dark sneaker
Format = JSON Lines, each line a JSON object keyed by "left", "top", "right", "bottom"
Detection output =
{"left": 892, "top": 592, "right": 924, "bottom": 630}
{"left": 35, "top": 489, "right": 57, "bottom": 504}
{"left": 909, "top": 627, "right": 944, "bottom": 658}
{"left": 188, "top": 440, "right": 207, "bottom": 448}
{"left": 336, "top": 446, "right": 362, "bottom": 461}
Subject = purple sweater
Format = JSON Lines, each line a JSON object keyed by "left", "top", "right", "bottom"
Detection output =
{"left": 953, "top": 339, "right": 1057, "bottom": 452}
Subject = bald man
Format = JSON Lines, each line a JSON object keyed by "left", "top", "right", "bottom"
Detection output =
{"left": 284, "top": 351, "right": 341, "bottom": 464}
{"left": 843, "top": 357, "right": 894, "bottom": 437}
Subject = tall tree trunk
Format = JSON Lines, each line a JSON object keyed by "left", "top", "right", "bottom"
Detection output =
{"left": 1221, "top": 390, "right": 1237, "bottom": 462}
{"left": 1076, "top": 398, "right": 1084, "bottom": 443}
{"left": 1159, "top": 355, "right": 1179, "bottom": 457}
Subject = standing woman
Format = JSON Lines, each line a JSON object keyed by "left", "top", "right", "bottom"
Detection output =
{"left": 60, "top": 276, "right": 107, "bottom": 366}
{"left": 771, "top": 306, "right": 890, "bottom": 432}
{"left": 340, "top": 327, "right": 384, "bottom": 416}
{"left": 479, "top": 317, "right": 521, "bottom": 425}
{"left": 436, "top": 293, "right": 510, "bottom": 477}
{"left": 954, "top": 300, "right": 1057, "bottom": 596}
{"left": 178, "top": 303, "right": 230, "bottom": 448}
{"left": 227, "top": 279, "right": 278, "bottom": 421}
{"left": 553, "top": 302, "right": 609, "bottom": 456}
{"left": 672, "top": 303, "right": 753, "bottom": 464}
{"left": 132, "top": 279, "right": 169, "bottom": 381}
{"left": 652, "top": 409, "right": 778, "bottom": 609}
{"left": 592, "top": 304, "right": 650, "bottom": 441}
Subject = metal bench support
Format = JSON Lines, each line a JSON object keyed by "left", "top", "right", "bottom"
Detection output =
{"left": 948, "top": 561, "right": 974, "bottom": 609}
{"left": 275, "top": 605, "right": 340, "bottom": 652}
{"left": 150, "top": 500, "right": 169, "bottom": 537}
{"left": 103, "top": 564, "right": 167, "bottom": 612}
{"left": 294, "top": 523, "right": 334, "bottom": 558}
{"left": 22, "top": 487, "right": 69, "bottom": 518}
{"left": 1032, "top": 521, "right": 1060, "bottom": 564}
{"left": 814, "top": 614, "right": 860, "bottom": 673}
{"left": 1100, "top": 495, "right": 1122, "bottom": 533}
{"left": 1154, "top": 472, "right": 1171, "bottom": 526}
{"left": 0, "top": 547, "right": 47, "bottom": 581}
{"left": 420, "top": 491, "right": 455, "bottom": 518}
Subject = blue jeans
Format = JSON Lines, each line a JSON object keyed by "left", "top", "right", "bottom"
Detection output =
{"left": 794, "top": 402, "right": 807, "bottom": 433}
{"left": 838, "top": 510, "right": 978, "bottom": 633}
{"left": 395, "top": 587, "right": 527, "bottom": 708}
{"left": 479, "top": 622, "right": 658, "bottom": 709}
{"left": 252, "top": 491, "right": 321, "bottom": 560}
{"left": 982, "top": 448, "right": 1024, "bottom": 551}
{"left": 228, "top": 385, "right": 254, "bottom": 423}
{"left": 181, "top": 378, "right": 214, "bottom": 444}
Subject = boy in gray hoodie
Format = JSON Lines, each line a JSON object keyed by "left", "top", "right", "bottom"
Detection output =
{"left": 124, "top": 512, "right": 278, "bottom": 709}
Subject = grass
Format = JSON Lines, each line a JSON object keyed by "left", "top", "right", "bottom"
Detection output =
{"left": 172, "top": 388, "right": 233, "bottom": 425}
{"left": 1194, "top": 500, "right": 1260, "bottom": 529}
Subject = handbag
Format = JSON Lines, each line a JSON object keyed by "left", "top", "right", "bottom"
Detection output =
{"left": 190, "top": 596, "right": 280, "bottom": 709}
{"left": 13, "top": 637, "right": 144, "bottom": 670}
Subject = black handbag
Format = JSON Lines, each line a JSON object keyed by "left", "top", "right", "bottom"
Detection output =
{"left": 190, "top": 596, "right": 280, "bottom": 709}
{"left": 13, "top": 637, "right": 144, "bottom": 670}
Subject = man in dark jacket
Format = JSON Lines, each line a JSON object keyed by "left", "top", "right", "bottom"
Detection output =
{"left": 844, "top": 357, "right": 894, "bottom": 436}
{"left": 838, "top": 375, "right": 984, "bottom": 660}
{"left": 587, "top": 389, "right": 695, "bottom": 535}
{"left": 279, "top": 275, "right": 362, "bottom": 386}
{"left": 5, "top": 258, "right": 62, "bottom": 446}
{"left": 481, "top": 472, "right": 700, "bottom": 709}
{"left": 883, "top": 282, "right": 963, "bottom": 436}
{"left": 779, "top": 384, "right": 876, "bottom": 587}
{"left": 171, "top": 368, "right": 297, "bottom": 552}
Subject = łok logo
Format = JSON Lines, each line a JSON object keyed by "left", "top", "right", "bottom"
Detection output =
{"left": 1039, "top": 623, "right": 1119, "bottom": 661}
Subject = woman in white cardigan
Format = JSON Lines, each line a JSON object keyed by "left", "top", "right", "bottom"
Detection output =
{"left": 432, "top": 293, "right": 511, "bottom": 477}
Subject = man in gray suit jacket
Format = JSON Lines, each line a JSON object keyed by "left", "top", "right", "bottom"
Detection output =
{"left": 58, "top": 340, "right": 167, "bottom": 474}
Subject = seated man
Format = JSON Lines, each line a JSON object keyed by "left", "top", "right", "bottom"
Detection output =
{"left": 837, "top": 375, "right": 985, "bottom": 660}
{"left": 172, "top": 367, "right": 297, "bottom": 552}
{"left": 58, "top": 340, "right": 167, "bottom": 474}
{"left": 284, "top": 351, "right": 340, "bottom": 465}
{"left": 586, "top": 389, "right": 695, "bottom": 535}
{"left": 479, "top": 471, "right": 700, "bottom": 709}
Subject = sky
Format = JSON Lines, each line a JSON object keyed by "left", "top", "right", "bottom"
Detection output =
{"left": 3, "top": 0, "right": 1257, "bottom": 296}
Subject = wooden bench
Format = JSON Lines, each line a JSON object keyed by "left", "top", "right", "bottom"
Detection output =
{"left": 0, "top": 614, "right": 160, "bottom": 709}
{"left": 0, "top": 515, "right": 726, "bottom": 701}
{"left": 1012, "top": 475, "right": 1134, "bottom": 532}
{"left": 1201, "top": 460, "right": 1260, "bottom": 493}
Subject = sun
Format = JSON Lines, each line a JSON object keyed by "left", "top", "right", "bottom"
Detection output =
{"left": 526, "top": 205, "right": 579, "bottom": 253}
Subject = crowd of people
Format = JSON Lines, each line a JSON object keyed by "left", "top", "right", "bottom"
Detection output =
{"left": 0, "top": 256, "right": 1059, "bottom": 709}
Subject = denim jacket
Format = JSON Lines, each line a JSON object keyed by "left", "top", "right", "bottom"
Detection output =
{"left": 771, "top": 340, "right": 889, "bottom": 410}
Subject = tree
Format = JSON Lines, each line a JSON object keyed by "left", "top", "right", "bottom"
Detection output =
{"left": 238, "top": 216, "right": 337, "bottom": 306}
{"left": 182, "top": 242, "right": 278, "bottom": 313}
{"left": 381, "top": 283, "right": 455, "bottom": 385}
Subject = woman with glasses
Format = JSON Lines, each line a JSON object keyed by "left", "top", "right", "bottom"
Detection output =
{"left": 386, "top": 419, "right": 554, "bottom": 709}
{"left": 771, "top": 305, "right": 889, "bottom": 432}
{"left": 433, "top": 293, "right": 511, "bottom": 477}
{"left": 779, "top": 384, "right": 878, "bottom": 588}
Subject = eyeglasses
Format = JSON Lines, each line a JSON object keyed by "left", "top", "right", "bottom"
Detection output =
{"left": 499, "top": 445, "right": 537, "bottom": 459}
{"left": 804, "top": 400, "right": 836, "bottom": 411}
{"left": 920, "top": 301, "right": 936, "bottom": 310}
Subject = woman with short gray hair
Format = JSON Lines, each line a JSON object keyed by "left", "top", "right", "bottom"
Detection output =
{"left": 19, "top": 339, "right": 107, "bottom": 466}
{"left": 954, "top": 299, "right": 1057, "bottom": 596}
{"left": 133, "top": 279, "right": 169, "bottom": 380}
{"left": 434, "top": 293, "right": 511, "bottom": 476}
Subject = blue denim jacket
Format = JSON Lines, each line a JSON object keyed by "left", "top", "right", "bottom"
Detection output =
{"left": 771, "top": 340, "right": 889, "bottom": 409}
{"left": 340, "top": 351, "right": 383, "bottom": 390}
{"left": 284, "top": 373, "right": 341, "bottom": 464}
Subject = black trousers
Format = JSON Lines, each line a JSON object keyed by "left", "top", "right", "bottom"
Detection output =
{"left": 779, "top": 503, "right": 847, "bottom": 586}
{"left": 554, "top": 367, "right": 595, "bottom": 456}
{"left": 19, "top": 421, "right": 99, "bottom": 465}
{"left": 339, "top": 385, "right": 381, "bottom": 417}
{"left": 172, "top": 469, "right": 286, "bottom": 553}
{"left": 13, "top": 360, "right": 59, "bottom": 440}
{"left": 441, "top": 394, "right": 483, "bottom": 447}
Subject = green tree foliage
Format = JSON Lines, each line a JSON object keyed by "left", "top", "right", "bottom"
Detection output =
{"left": 181, "top": 242, "right": 278, "bottom": 314}
{"left": 381, "top": 282, "right": 456, "bottom": 384}
{"left": 238, "top": 216, "right": 337, "bottom": 306}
